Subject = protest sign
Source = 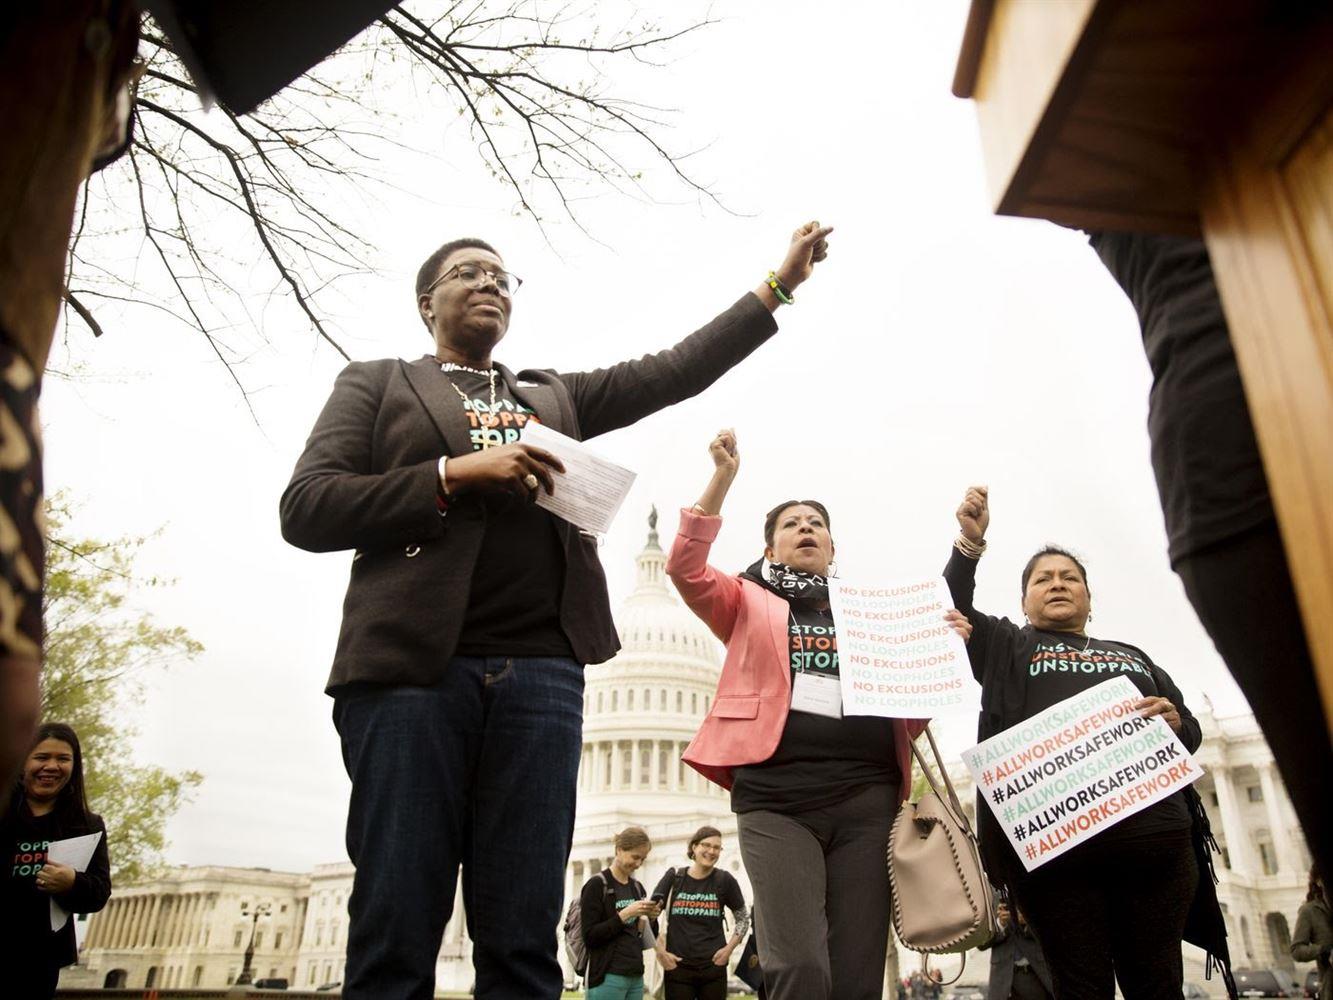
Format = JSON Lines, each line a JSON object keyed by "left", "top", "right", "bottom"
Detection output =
{"left": 961, "top": 676, "right": 1201, "bottom": 871}
{"left": 828, "top": 576, "right": 979, "bottom": 717}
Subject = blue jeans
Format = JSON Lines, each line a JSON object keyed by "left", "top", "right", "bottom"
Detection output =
{"left": 334, "top": 656, "right": 584, "bottom": 1000}
{"left": 586, "top": 972, "right": 645, "bottom": 1000}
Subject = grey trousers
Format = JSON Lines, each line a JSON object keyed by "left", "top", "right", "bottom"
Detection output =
{"left": 736, "top": 782, "right": 900, "bottom": 1000}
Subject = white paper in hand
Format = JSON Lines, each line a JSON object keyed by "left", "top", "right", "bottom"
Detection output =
{"left": 47, "top": 830, "right": 103, "bottom": 932}
{"left": 519, "top": 421, "right": 636, "bottom": 534}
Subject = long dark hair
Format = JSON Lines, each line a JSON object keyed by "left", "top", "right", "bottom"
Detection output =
{"left": 11, "top": 722, "right": 95, "bottom": 827}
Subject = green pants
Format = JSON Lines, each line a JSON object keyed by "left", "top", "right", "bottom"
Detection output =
{"left": 586, "top": 971, "right": 645, "bottom": 1000}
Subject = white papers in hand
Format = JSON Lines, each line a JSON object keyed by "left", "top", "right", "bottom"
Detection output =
{"left": 47, "top": 830, "right": 103, "bottom": 932}
{"left": 519, "top": 421, "right": 637, "bottom": 535}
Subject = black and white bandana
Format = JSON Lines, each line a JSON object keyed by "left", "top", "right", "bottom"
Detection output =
{"left": 742, "top": 558, "right": 829, "bottom": 604}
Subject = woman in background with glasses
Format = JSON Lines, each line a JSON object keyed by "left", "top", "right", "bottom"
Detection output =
{"left": 652, "top": 825, "right": 750, "bottom": 1000}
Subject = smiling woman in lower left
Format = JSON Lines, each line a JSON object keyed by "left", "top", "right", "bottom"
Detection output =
{"left": 1, "top": 722, "right": 111, "bottom": 999}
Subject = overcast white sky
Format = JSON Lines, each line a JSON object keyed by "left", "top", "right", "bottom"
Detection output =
{"left": 40, "top": 0, "right": 1252, "bottom": 873}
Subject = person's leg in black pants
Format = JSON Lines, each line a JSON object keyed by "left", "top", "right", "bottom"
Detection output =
{"left": 1010, "top": 967, "right": 1054, "bottom": 1000}
{"left": 664, "top": 965, "right": 728, "bottom": 1000}
{"left": 1016, "top": 855, "right": 1116, "bottom": 1000}
{"left": 1108, "top": 838, "right": 1198, "bottom": 999}
{"left": 1176, "top": 523, "right": 1333, "bottom": 878}
{"left": 663, "top": 970, "right": 699, "bottom": 1000}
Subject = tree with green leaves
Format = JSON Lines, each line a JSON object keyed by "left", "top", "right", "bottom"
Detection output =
{"left": 39, "top": 498, "right": 203, "bottom": 884}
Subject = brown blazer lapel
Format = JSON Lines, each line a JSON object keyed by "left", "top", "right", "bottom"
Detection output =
{"left": 400, "top": 358, "right": 476, "bottom": 458}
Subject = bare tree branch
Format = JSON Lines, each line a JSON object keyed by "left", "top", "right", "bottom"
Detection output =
{"left": 65, "top": 1, "right": 723, "bottom": 403}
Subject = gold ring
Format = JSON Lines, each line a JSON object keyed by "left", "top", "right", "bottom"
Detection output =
{"left": 523, "top": 473, "right": 540, "bottom": 491}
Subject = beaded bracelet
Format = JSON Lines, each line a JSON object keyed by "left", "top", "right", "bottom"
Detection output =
{"left": 766, "top": 271, "right": 794, "bottom": 305}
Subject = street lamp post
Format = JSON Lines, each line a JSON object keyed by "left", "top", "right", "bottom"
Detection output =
{"left": 236, "top": 901, "right": 271, "bottom": 986}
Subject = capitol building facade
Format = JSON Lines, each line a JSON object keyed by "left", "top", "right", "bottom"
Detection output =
{"left": 69, "top": 514, "right": 1317, "bottom": 993}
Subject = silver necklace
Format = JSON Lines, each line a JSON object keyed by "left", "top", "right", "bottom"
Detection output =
{"left": 441, "top": 366, "right": 499, "bottom": 447}
{"left": 1066, "top": 634, "right": 1094, "bottom": 659}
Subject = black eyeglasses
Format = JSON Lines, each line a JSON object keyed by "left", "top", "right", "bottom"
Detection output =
{"left": 425, "top": 262, "right": 523, "bottom": 298}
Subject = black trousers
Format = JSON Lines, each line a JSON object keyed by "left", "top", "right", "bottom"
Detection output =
{"left": 1011, "top": 965, "right": 1055, "bottom": 1000}
{"left": 664, "top": 962, "right": 728, "bottom": 1000}
{"left": 1015, "top": 835, "right": 1198, "bottom": 1000}
{"left": 1175, "top": 522, "right": 1333, "bottom": 878}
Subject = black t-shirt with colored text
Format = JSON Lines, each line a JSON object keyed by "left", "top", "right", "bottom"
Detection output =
{"left": 1022, "top": 631, "right": 1191, "bottom": 842}
{"left": 651, "top": 867, "right": 745, "bottom": 966}
{"left": 731, "top": 606, "right": 900, "bottom": 814}
{"left": 1, "top": 807, "right": 60, "bottom": 965}
{"left": 605, "top": 874, "right": 647, "bottom": 976}
{"left": 443, "top": 368, "right": 574, "bottom": 657}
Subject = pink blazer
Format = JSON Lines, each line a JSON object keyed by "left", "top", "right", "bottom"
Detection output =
{"left": 665, "top": 508, "right": 926, "bottom": 800}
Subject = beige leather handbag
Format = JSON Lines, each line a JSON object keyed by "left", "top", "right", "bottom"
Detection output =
{"left": 888, "top": 725, "right": 997, "bottom": 977}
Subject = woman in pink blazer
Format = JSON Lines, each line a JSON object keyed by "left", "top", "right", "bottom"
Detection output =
{"left": 665, "top": 430, "right": 971, "bottom": 1000}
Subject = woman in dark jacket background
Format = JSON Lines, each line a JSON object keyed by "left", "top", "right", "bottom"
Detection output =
{"left": 579, "top": 826, "right": 660, "bottom": 1000}
{"left": 1291, "top": 866, "right": 1332, "bottom": 1000}
{"left": 1, "top": 721, "right": 111, "bottom": 999}
{"left": 945, "top": 486, "right": 1231, "bottom": 1000}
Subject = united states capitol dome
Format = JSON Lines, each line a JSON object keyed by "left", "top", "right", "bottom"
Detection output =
{"left": 576, "top": 506, "right": 730, "bottom": 809}
{"left": 613, "top": 506, "right": 722, "bottom": 667}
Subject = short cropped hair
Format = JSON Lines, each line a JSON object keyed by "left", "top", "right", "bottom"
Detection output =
{"left": 414, "top": 238, "right": 500, "bottom": 298}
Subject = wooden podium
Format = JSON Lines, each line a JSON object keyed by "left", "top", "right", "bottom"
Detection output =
{"left": 952, "top": 0, "right": 1333, "bottom": 733}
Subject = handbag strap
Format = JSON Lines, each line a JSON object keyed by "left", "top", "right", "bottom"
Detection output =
{"left": 907, "top": 724, "right": 977, "bottom": 839}
{"left": 921, "top": 950, "right": 969, "bottom": 986}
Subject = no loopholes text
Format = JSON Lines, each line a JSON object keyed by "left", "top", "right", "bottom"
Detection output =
{"left": 838, "top": 591, "right": 944, "bottom": 611}
{"left": 855, "top": 692, "right": 967, "bottom": 709}
{"left": 841, "top": 640, "right": 952, "bottom": 658}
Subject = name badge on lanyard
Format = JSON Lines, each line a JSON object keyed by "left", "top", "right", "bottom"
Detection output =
{"left": 790, "top": 671, "right": 842, "bottom": 719}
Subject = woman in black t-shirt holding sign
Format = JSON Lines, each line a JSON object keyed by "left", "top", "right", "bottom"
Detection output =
{"left": 651, "top": 826, "right": 750, "bottom": 1000}
{"left": 944, "top": 486, "right": 1234, "bottom": 1000}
